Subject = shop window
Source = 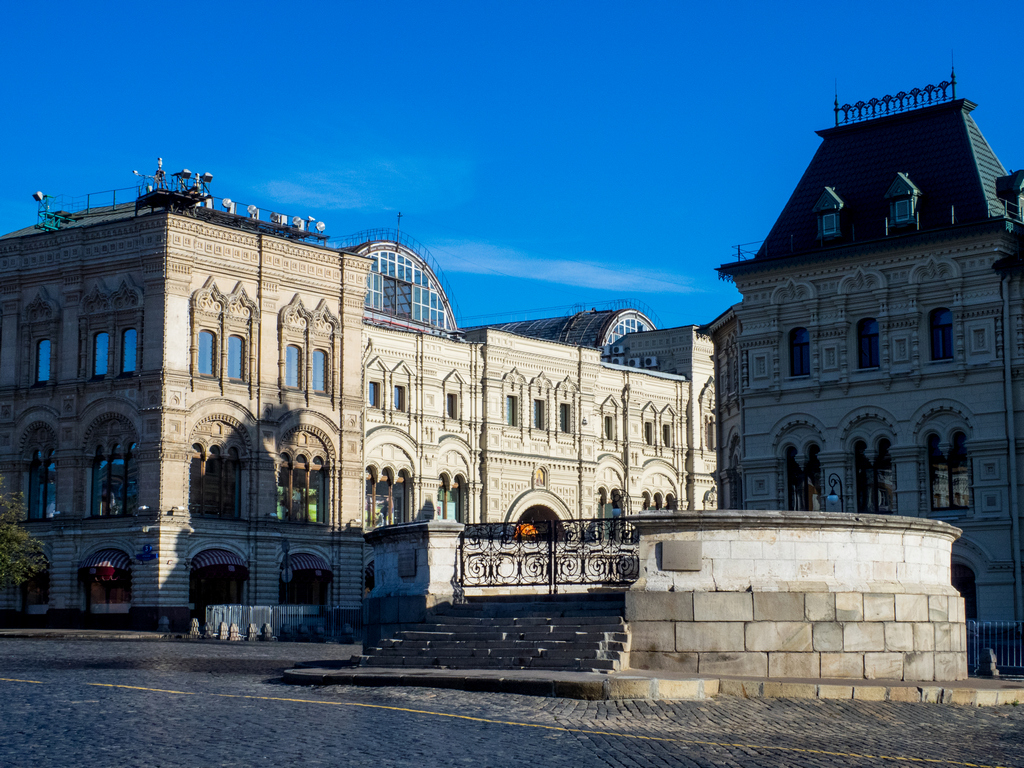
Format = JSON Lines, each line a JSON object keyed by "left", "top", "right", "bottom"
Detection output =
{"left": 506, "top": 395, "right": 519, "bottom": 426}
{"left": 91, "top": 443, "right": 138, "bottom": 517}
{"left": 121, "top": 329, "right": 137, "bottom": 374}
{"left": 93, "top": 332, "right": 109, "bottom": 377}
{"left": 227, "top": 336, "right": 244, "bottom": 380}
{"left": 36, "top": 339, "right": 51, "bottom": 383}
{"left": 786, "top": 444, "right": 821, "bottom": 511}
{"left": 312, "top": 350, "right": 326, "bottom": 392}
{"left": 198, "top": 331, "right": 215, "bottom": 376}
{"left": 189, "top": 444, "right": 242, "bottom": 518}
{"left": 931, "top": 308, "right": 953, "bottom": 360}
{"left": 27, "top": 450, "right": 57, "bottom": 520}
{"left": 790, "top": 328, "right": 810, "bottom": 376}
{"left": 857, "top": 318, "right": 879, "bottom": 368}
{"left": 929, "top": 432, "right": 969, "bottom": 511}
{"left": 275, "top": 453, "right": 327, "bottom": 523}
{"left": 285, "top": 346, "right": 301, "bottom": 387}
{"left": 855, "top": 439, "right": 896, "bottom": 513}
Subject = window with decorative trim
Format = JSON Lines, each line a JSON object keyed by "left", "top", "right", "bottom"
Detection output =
{"left": 559, "top": 403, "right": 571, "bottom": 433}
{"left": 786, "top": 445, "right": 821, "bottom": 511}
{"left": 227, "top": 336, "right": 244, "bottom": 380}
{"left": 192, "top": 282, "right": 258, "bottom": 387}
{"left": 644, "top": 421, "right": 654, "bottom": 446}
{"left": 604, "top": 414, "right": 615, "bottom": 440}
{"left": 91, "top": 443, "right": 138, "bottom": 517}
{"left": 189, "top": 444, "right": 242, "bottom": 518}
{"left": 364, "top": 467, "right": 409, "bottom": 528}
{"left": 438, "top": 474, "right": 464, "bottom": 522}
{"left": 121, "top": 329, "right": 137, "bottom": 374}
{"left": 929, "top": 432, "right": 969, "bottom": 511}
{"left": 790, "top": 328, "right": 810, "bottom": 377}
{"left": 931, "top": 308, "right": 953, "bottom": 360}
{"left": 198, "top": 331, "right": 216, "bottom": 376}
{"left": 276, "top": 453, "right": 327, "bottom": 523}
{"left": 533, "top": 399, "right": 546, "bottom": 430}
{"left": 368, "top": 381, "right": 381, "bottom": 408}
{"left": 855, "top": 438, "right": 896, "bottom": 513}
{"left": 394, "top": 385, "right": 407, "bottom": 412}
{"left": 311, "top": 350, "right": 326, "bottom": 392}
{"left": 857, "top": 318, "right": 879, "bottom": 369}
{"left": 506, "top": 395, "right": 519, "bottom": 427}
{"left": 27, "top": 450, "right": 57, "bottom": 520}
{"left": 36, "top": 339, "right": 51, "bottom": 383}
{"left": 93, "top": 333, "right": 109, "bottom": 377}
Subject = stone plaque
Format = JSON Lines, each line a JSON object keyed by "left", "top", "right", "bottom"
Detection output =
{"left": 398, "top": 549, "right": 417, "bottom": 578}
{"left": 660, "top": 541, "right": 702, "bottom": 572}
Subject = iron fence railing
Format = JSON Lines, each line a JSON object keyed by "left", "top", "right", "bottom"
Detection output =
{"left": 458, "top": 518, "right": 639, "bottom": 595}
{"left": 967, "top": 620, "right": 1024, "bottom": 675}
{"left": 205, "top": 604, "right": 362, "bottom": 641}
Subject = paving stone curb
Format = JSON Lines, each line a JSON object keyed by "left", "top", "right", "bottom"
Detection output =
{"left": 283, "top": 666, "right": 1024, "bottom": 706}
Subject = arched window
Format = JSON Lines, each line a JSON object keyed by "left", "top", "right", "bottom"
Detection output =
{"left": 597, "top": 487, "right": 609, "bottom": 517}
{"left": 438, "top": 474, "right": 464, "bottom": 522}
{"left": 641, "top": 491, "right": 652, "bottom": 510}
{"left": 790, "top": 328, "right": 810, "bottom": 377}
{"left": 857, "top": 318, "right": 879, "bottom": 368}
{"left": 787, "top": 445, "right": 821, "bottom": 511}
{"left": 91, "top": 443, "right": 138, "bottom": 517}
{"left": 312, "top": 350, "right": 326, "bottom": 392}
{"left": 227, "top": 336, "right": 244, "bottom": 380}
{"left": 665, "top": 494, "right": 678, "bottom": 511}
{"left": 121, "top": 328, "right": 137, "bottom": 374}
{"left": 198, "top": 331, "right": 215, "bottom": 376}
{"left": 285, "top": 345, "right": 301, "bottom": 388}
{"left": 653, "top": 493, "right": 664, "bottom": 510}
{"left": 189, "top": 444, "right": 242, "bottom": 518}
{"left": 931, "top": 308, "right": 953, "bottom": 360}
{"left": 855, "top": 439, "right": 896, "bottom": 514}
{"left": 36, "top": 339, "right": 51, "bottom": 383}
{"left": 28, "top": 450, "right": 57, "bottom": 520}
{"left": 275, "top": 453, "right": 326, "bottom": 523}
{"left": 929, "top": 432, "right": 969, "bottom": 511}
{"left": 951, "top": 563, "right": 978, "bottom": 620}
{"left": 365, "top": 468, "right": 408, "bottom": 528}
{"left": 93, "top": 332, "right": 109, "bottom": 377}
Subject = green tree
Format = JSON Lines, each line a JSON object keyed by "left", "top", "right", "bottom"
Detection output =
{"left": 0, "top": 477, "right": 46, "bottom": 589}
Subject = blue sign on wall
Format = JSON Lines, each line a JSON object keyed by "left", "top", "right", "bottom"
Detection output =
{"left": 136, "top": 544, "right": 157, "bottom": 562}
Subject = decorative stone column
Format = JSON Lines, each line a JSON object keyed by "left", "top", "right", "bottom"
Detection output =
{"left": 362, "top": 520, "right": 464, "bottom": 646}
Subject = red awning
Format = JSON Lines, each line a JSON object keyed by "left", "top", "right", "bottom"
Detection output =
{"left": 289, "top": 553, "right": 333, "bottom": 583}
{"left": 79, "top": 549, "right": 131, "bottom": 582}
{"left": 191, "top": 549, "right": 249, "bottom": 580}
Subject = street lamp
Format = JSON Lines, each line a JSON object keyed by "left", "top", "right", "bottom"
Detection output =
{"left": 825, "top": 473, "right": 844, "bottom": 513}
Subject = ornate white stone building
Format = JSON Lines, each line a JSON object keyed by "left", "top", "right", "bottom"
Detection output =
{"left": 0, "top": 173, "right": 715, "bottom": 629}
{"left": 713, "top": 86, "right": 1024, "bottom": 621}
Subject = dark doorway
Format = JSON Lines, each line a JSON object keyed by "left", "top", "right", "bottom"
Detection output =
{"left": 951, "top": 563, "right": 978, "bottom": 620}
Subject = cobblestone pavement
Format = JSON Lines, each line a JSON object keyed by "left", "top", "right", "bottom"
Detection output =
{"left": 1, "top": 640, "right": 1022, "bottom": 768}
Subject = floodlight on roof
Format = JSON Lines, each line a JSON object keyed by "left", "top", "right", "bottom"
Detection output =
{"left": 201, "top": 172, "right": 213, "bottom": 183}
{"left": 307, "top": 215, "right": 315, "bottom": 222}
{"left": 32, "top": 191, "right": 44, "bottom": 202}
{"left": 247, "top": 204, "right": 259, "bottom": 219}
{"left": 179, "top": 169, "right": 192, "bottom": 180}
{"left": 315, "top": 221, "right": 326, "bottom": 233}
{"left": 292, "top": 216, "right": 303, "bottom": 227}
{"left": 222, "top": 198, "right": 236, "bottom": 215}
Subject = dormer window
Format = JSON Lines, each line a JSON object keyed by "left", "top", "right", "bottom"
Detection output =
{"left": 996, "top": 170, "right": 1024, "bottom": 221}
{"left": 812, "top": 187, "right": 845, "bottom": 241}
{"left": 885, "top": 172, "right": 922, "bottom": 230}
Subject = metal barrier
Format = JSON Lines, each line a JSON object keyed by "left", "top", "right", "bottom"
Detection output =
{"left": 459, "top": 518, "right": 639, "bottom": 595}
{"left": 967, "top": 620, "right": 1024, "bottom": 675}
{"left": 205, "top": 604, "right": 363, "bottom": 641}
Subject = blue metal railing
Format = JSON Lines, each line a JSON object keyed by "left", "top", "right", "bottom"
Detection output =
{"left": 967, "top": 620, "right": 1024, "bottom": 675}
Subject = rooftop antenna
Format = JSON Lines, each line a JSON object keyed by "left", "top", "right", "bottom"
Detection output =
{"left": 834, "top": 79, "right": 839, "bottom": 126}
{"left": 950, "top": 53, "right": 956, "bottom": 99}
{"left": 396, "top": 211, "right": 403, "bottom": 245}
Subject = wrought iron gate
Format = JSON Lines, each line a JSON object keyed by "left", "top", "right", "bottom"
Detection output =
{"left": 458, "top": 518, "right": 640, "bottom": 594}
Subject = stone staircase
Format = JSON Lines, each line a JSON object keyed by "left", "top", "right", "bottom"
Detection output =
{"left": 361, "top": 594, "right": 630, "bottom": 673}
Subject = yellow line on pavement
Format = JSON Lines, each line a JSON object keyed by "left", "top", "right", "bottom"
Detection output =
{"left": 73, "top": 682, "right": 1017, "bottom": 768}
{"left": 0, "top": 677, "right": 44, "bottom": 684}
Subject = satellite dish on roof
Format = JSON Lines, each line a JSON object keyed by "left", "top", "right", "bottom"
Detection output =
{"left": 315, "top": 221, "right": 326, "bottom": 233}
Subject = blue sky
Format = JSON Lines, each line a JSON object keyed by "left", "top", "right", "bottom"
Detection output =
{"left": 2, "top": 1, "right": 1022, "bottom": 329}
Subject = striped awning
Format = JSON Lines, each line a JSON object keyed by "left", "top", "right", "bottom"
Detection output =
{"left": 79, "top": 549, "right": 131, "bottom": 581}
{"left": 191, "top": 549, "right": 249, "bottom": 580}
{"left": 289, "top": 553, "right": 333, "bottom": 583}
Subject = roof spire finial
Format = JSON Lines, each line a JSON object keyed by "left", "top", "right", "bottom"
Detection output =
{"left": 834, "top": 79, "right": 840, "bottom": 126}
{"left": 951, "top": 52, "right": 957, "bottom": 99}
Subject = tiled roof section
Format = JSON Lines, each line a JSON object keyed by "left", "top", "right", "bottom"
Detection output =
{"left": 0, "top": 203, "right": 140, "bottom": 240}
{"left": 755, "top": 99, "right": 1007, "bottom": 260}
{"left": 465, "top": 310, "right": 618, "bottom": 348}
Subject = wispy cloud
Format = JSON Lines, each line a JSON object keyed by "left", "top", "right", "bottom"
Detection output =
{"left": 261, "top": 157, "right": 472, "bottom": 212}
{"left": 432, "top": 240, "right": 700, "bottom": 295}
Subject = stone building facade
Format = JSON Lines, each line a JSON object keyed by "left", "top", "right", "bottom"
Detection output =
{"left": 713, "top": 91, "right": 1024, "bottom": 620}
{"left": 0, "top": 193, "right": 370, "bottom": 629}
{"left": 1, "top": 183, "right": 715, "bottom": 628}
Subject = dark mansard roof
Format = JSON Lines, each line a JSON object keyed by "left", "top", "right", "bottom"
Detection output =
{"left": 465, "top": 310, "right": 620, "bottom": 348}
{"left": 719, "top": 98, "right": 1013, "bottom": 275}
